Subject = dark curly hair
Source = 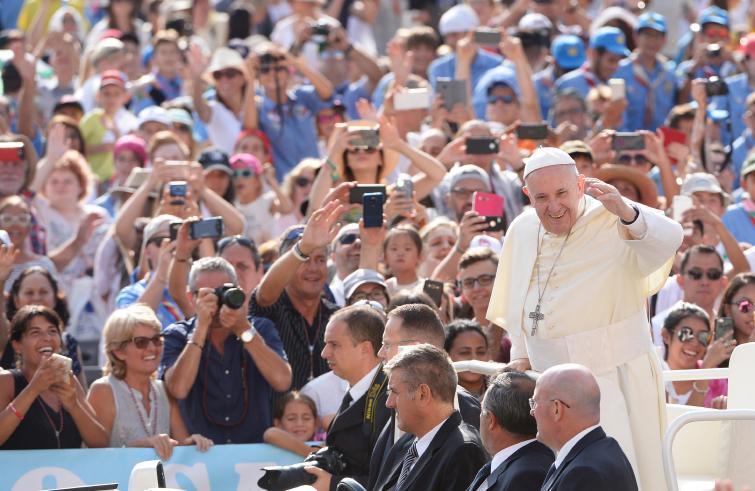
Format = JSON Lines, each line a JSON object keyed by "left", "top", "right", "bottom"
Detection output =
{"left": 7, "top": 266, "right": 70, "bottom": 326}
{"left": 10, "top": 305, "right": 63, "bottom": 343}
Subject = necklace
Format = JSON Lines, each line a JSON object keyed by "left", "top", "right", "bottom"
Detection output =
{"left": 529, "top": 225, "right": 573, "bottom": 336}
{"left": 126, "top": 381, "right": 157, "bottom": 437}
{"left": 36, "top": 398, "right": 64, "bottom": 449}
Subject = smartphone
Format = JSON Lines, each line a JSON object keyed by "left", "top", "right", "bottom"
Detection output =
{"left": 466, "top": 137, "right": 499, "bottom": 155}
{"left": 436, "top": 78, "right": 468, "bottom": 109}
{"left": 393, "top": 89, "right": 432, "bottom": 111}
{"left": 362, "top": 192, "right": 383, "bottom": 228}
{"left": 422, "top": 279, "right": 444, "bottom": 307}
{"left": 612, "top": 132, "right": 645, "bottom": 151}
{"left": 348, "top": 128, "right": 380, "bottom": 148}
{"left": 659, "top": 126, "right": 686, "bottom": 147}
{"left": 189, "top": 216, "right": 224, "bottom": 240}
{"left": 169, "top": 221, "right": 182, "bottom": 241}
{"left": 473, "top": 191, "right": 504, "bottom": 232}
{"left": 349, "top": 184, "right": 387, "bottom": 204}
{"left": 0, "top": 141, "right": 24, "bottom": 161}
{"left": 705, "top": 76, "right": 729, "bottom": 97}
{"left": 516, "top": 123, "right": 548, "bottom": 141}
{"left": 672, "top": 195, "right": 694, "bottom": 222}
{"left": 169, "top": 181, "right": 188, "bottom": 197}
{"left": 608, "top": 78, "right": 626, "bottom": 100}
{"left": 715, "top": 317, "right": 734, "bottom": 340}
{"left": 395, "top": 174, "right": 413, "bottom": 199}
{"left": 474, "top": 29, "right": 501, "bottom": 46}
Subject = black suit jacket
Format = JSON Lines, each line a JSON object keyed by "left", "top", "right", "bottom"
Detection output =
{"left": 326, "top": 367, "right": 390, "bottom": 491}
{"left": 541, "top": 427, "right": 638, "bottom": 491}
{"left": 465, "top": 440, "right": 554, "bottom": 491}
{"left": 372, "top": 410, "right": 488, "bottom": 491}
{"left": 367, "top": 386, "right": 481, "bottom": 490}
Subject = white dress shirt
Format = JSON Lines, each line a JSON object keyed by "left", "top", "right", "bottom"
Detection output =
{"left": 410, "top": 416, "right": 449, "bottom": 471}
{"left": 347, "top": 364, "right": 381, "bottom": 407}
{"left": 490, "top": 438, "right": 538, "bottom": 472}
{"left": 554, "top": 424, "right": 600, "bottom": 469}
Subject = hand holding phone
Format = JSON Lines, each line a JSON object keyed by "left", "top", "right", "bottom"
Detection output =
{"left": 422, "top": 279, "right": 444, "bottom": 307}
{"left": 189, "top": 217, "right": 224, "bottom": 240}
{"left": 672, "top": 195, "right": 693, "bottom": 222}
{"left": 473, "top": 191, "right": 504, "bottom": 232}
{"left": 362, "top": 192, "right": 384, "bottom": 228}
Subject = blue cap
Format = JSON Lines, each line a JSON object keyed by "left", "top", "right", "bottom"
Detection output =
{"left": 637, "top": 12, "right": 667, "bottom": 34}
{"left": 698, "top": 6, "right": 729, "bottom": 28}
{"left": 551, "top": 34, "right": 586, "bottom": 70}
{"left": 590, "top": 27, "right": 630, "bottom": 57}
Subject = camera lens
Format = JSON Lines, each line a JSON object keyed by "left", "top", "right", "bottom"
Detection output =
{"left": 216, "top": 284, "right": 246, "bottom": 309}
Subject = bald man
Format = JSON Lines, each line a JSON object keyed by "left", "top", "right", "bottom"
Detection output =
{"left": 531, "top": 364, "right": 637, "bottom": 491}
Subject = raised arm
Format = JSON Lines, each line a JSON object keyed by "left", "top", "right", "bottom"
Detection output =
{"left": 500, "top": 35, "right": 541, "bottom": 123}
{"left": 242, "top": 55, "right": 259, "bottom": 130}
{"left": 286, "top": 52, "right": 333, "bottom": 101}
{"left": 187, "top": 44, "right": 212, "bottom": 124}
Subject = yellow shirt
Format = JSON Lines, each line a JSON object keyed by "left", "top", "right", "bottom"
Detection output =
{"left": 16, "top": 0, "right": 86, "bottom": 33}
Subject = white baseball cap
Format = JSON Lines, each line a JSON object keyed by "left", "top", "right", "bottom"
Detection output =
{"left": 439, "top": 5, "right": 480, "bottom": 36}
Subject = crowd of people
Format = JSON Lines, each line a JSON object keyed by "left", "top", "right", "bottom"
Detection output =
{"left": 0, "top": 0, "right": 754, "bottom": 489}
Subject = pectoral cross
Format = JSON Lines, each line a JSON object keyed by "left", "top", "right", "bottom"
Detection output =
{"left": 529, "top": 304, "right": 544, "bottom": 336}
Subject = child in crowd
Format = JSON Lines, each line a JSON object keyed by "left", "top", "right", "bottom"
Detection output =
{"left": 263, "top": 392, "right": 323, "bottom": 457}
{"left": 383, "top": 225, "right": 423, "bottom": 297}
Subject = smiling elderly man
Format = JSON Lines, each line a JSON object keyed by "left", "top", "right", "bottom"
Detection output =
{"left": 487, "top": 147, "right": 683, "bottom": 490}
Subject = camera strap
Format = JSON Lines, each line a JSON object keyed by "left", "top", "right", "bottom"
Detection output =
{"left": 363, "top": 364, "right": 387, "bottom": 429}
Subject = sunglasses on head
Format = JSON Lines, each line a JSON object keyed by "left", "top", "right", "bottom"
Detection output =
{"left": 617, "top": 154, "right": 649, "bottom": 166}
{"left": 487, "top": 95, "right": 516, "bottom": 105}
{"left": 676, "top": 326, "right": 711, "bottom": 346}
{"left": 234, "top": 168, "right": 257, "bottom": 178}
{"left": 212, "top": 69, "right": 241, "bottom": 80}
{"left": 730, "top": 298, "right": 754, "bottom": 314}
{"left": 294, "top": 176, "right": 312, "bottom": 187}
{"left": 685, "top": 268, "right": 723, "bottom": 281}
{"left": 259, "top": 65, "right": 288, "bottom": 75}
{"left": 347, "top": 147, "right": 378, "bottom": 154}
{"left": 128, "top": 334, "right": 164, "bottom": 350}
{"left": 338, "top": 232, "right": 359, "bottom": 245}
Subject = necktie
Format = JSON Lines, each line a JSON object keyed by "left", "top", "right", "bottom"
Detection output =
{"left": 474, "top": 462, "right": 492, "bottom": 491}
{"left": 395, "top": 441, "right": 418, "bottom": 491}
{"left": 337, "top": 392, "right": 353, "bottom": 416}
{"left": 542, "top": 463, "right": 557, "bottom": 489}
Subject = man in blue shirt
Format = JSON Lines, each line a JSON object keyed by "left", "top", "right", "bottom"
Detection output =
{"left": 615, "top": 13, "right": 678, "bottom": 132}
{"left": 723, "top": 156, "right": 755, "bottom": 244}
{"left": 428, "top": 5, "right": 502, "bottom": 94}
{"left": 732, "top": 92, "right": 755, "bottom": 190}
{"left": 711, "top": 33, "right": 755, "bottom": 147}
{"left": 535, "top": 34, "right": 585, "bottom": 122}
{"left": 160, "top": 257, "right": 292, "bottom": 444}
{"left": 554, "top": 27, "right": 629, "bottom": 99}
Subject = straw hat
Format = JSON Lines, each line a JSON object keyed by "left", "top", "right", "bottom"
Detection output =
{"left": 203, "top": 47, "right": 249, "bottom": 84}
{"left": 594, "top": 164, "right": 658, "bottom": 208}
{"left": 342, "top": 120, "right": 400, "bottom": 183}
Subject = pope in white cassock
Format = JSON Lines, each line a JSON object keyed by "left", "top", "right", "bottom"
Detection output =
{"left": 487, "top": 147, "right": 683, "bottom": 490}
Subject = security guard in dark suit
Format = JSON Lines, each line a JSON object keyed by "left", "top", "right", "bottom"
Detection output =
{"left": 304, "top": 304, "right": 391, "bottom": 491}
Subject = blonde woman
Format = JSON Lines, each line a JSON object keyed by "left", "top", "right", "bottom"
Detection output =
{"left": 418, "top": 217, "right": 458, "bottom": 278}
{"left": 87, "top": 304, "right": 212, "bottom": 460}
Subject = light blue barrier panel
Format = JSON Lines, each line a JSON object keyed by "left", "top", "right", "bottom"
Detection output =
{"left": 1, "top": 444, "right": 304, "bottom": 491}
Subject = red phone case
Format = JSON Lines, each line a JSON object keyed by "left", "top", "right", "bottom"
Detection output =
{"left": 659, "top": 127, "right": 686, "bottom": 147}
{"left": 473, "top": 192, "right": 504, "bottom": 216}
{"left": 0, "top": 142, "right": 24, "bottom": 162}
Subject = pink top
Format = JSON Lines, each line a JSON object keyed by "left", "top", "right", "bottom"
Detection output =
{"left": 704, "top": 378, "right": 728, "bottom": 407}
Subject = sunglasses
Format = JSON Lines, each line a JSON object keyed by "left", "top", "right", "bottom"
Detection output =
{"left": 294, "top": 176, "right": 312, "bottom": 187}
{"left": 213, "top": 69, "right": 242, "bottom": 80}
{"left": 234, "top": 168, "right": 257, "bottom": 178}
{"left": 685, "top": 268, "right": 723, "bottom": 281}
{"left": 338, "top": 233, "right": 359, "bottom": 245}
{"left": 347, "top": 147, "right": 378, "bottom": 154}
{"left": 676, "top": 326, "right": 711, "bottom": 346}
{"left": 487, "top": 95, "right": 516, "bottom": 105}
{"left": 730, "top": 298, "right": 754, "bottom": 314}
{"left": 617, "top": 154, "right": 649, "bottom": 166}
{"left": 258, "top": 65, "right": 288, "bottom": 75}
{"left": 703, "top": 27, "right": 729, "bottom": 39}
{"left": 128, "top": 334, "right": 164, "bottom": 350}
{"left": 0, "top": 214, "right": 31, "bottom": 227}
{"left": 146, "top": 236, "right": 169, "bottom": 248}
{"left": 460, "top": 273, "right": 495, "bottom": 289}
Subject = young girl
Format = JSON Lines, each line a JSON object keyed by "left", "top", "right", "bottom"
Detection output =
{"left": 383, "top": 225, "right": 423, "bottom": 298}
{"left": 418, "top": 218, "right": 458, "bottom": 278}
{"left": 263, "top": 392, "right": 321, "bottom": 457}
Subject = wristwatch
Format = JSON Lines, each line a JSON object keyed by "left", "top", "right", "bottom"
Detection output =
{"left": 239, "top": 326, "right": 257, "bottom": 343}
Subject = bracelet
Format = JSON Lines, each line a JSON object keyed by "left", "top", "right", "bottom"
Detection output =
{"left": 325, "top": 157, "right": 340, "bottom": 183}
{"left": 187, "top": 340, "right": 204, "bottom": 351}
{"left": 620, "top": 205, "right": 640, "bottom": 225}
{"left": 175, "top": 257, "right": 190, "bottom": 263}
{"left": 7, "top": 402, "right": 23, "bottom": 421}
{"left": 692, "top": 381, "right": 708, "bottom": 394}
{"left": 292, "top": 241, "right": 310, "bottom": 262}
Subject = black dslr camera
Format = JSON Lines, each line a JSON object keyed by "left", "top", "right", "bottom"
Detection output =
{"left": 214, "top": 284, "right": 245, "bottom": 310}
{"left": 705, "top": 76, "right": 729, "bottom": 97}
{"left": 258, "top": 447, "right": 349, "bottom": 491}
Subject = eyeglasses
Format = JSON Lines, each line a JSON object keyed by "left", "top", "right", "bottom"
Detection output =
{"left": 554, "top": 107, "right": 584, "bottom": 119}
{"left": 294, "top": 176, "right": 313, "bottom": 187}
{"left": 212, "top": 69, "right": 242, "bottom": 80}
{"left": 320, "top": 50, "right": 346, "bottom": 60}
{"left": 685, "top": 268, "right": 723, "bottom": 281}
{"left": 617, "top": 154, "right": 649, "bottom": 166}
{"left": 0, "top": 214, "right": 31, "bottom": 227}
{"left": 487, "top": 95, "right": 516, "bottom": 105}
{"left": 460, "top": 274, "right": 495, "bottom": 289}
{"left": 676, "top": 326, "right": 711, "bottom": 346}
{"left": 351, "top": 289, "right": 388, "bottom": 303}
{"left": 528, "top": 397, "right": 571, "bottom": 410}
{"left": 347, "top": 147, "right": 378, "bottom": 154}
{"left": 337, "top": 233, "right": 359, "bottom": 245}
{"left": 317, "top": 113, "right": 343, "bottom": 124}
{"left": 127, "top": 334, "right": 164, "bottom": 350}
{"left": 173, "top": 124, "right": 192, "bottom": 134}
{"left": 234, "top": 168, "right": 257, "bottom": 178}
{"left": 730, "top": 298, "right": 754, "bottom": 314}
{"left": 450, "top": 188, "right": 479, "bottom": 199}
{"left": 381, "top": 339, "right": 418, "bottom": 351}
{"left": 146, "top": 236, "right": 169, "bottom": 247}
{"left": 258, "top": 65, "right": 288, "bottom": 75}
